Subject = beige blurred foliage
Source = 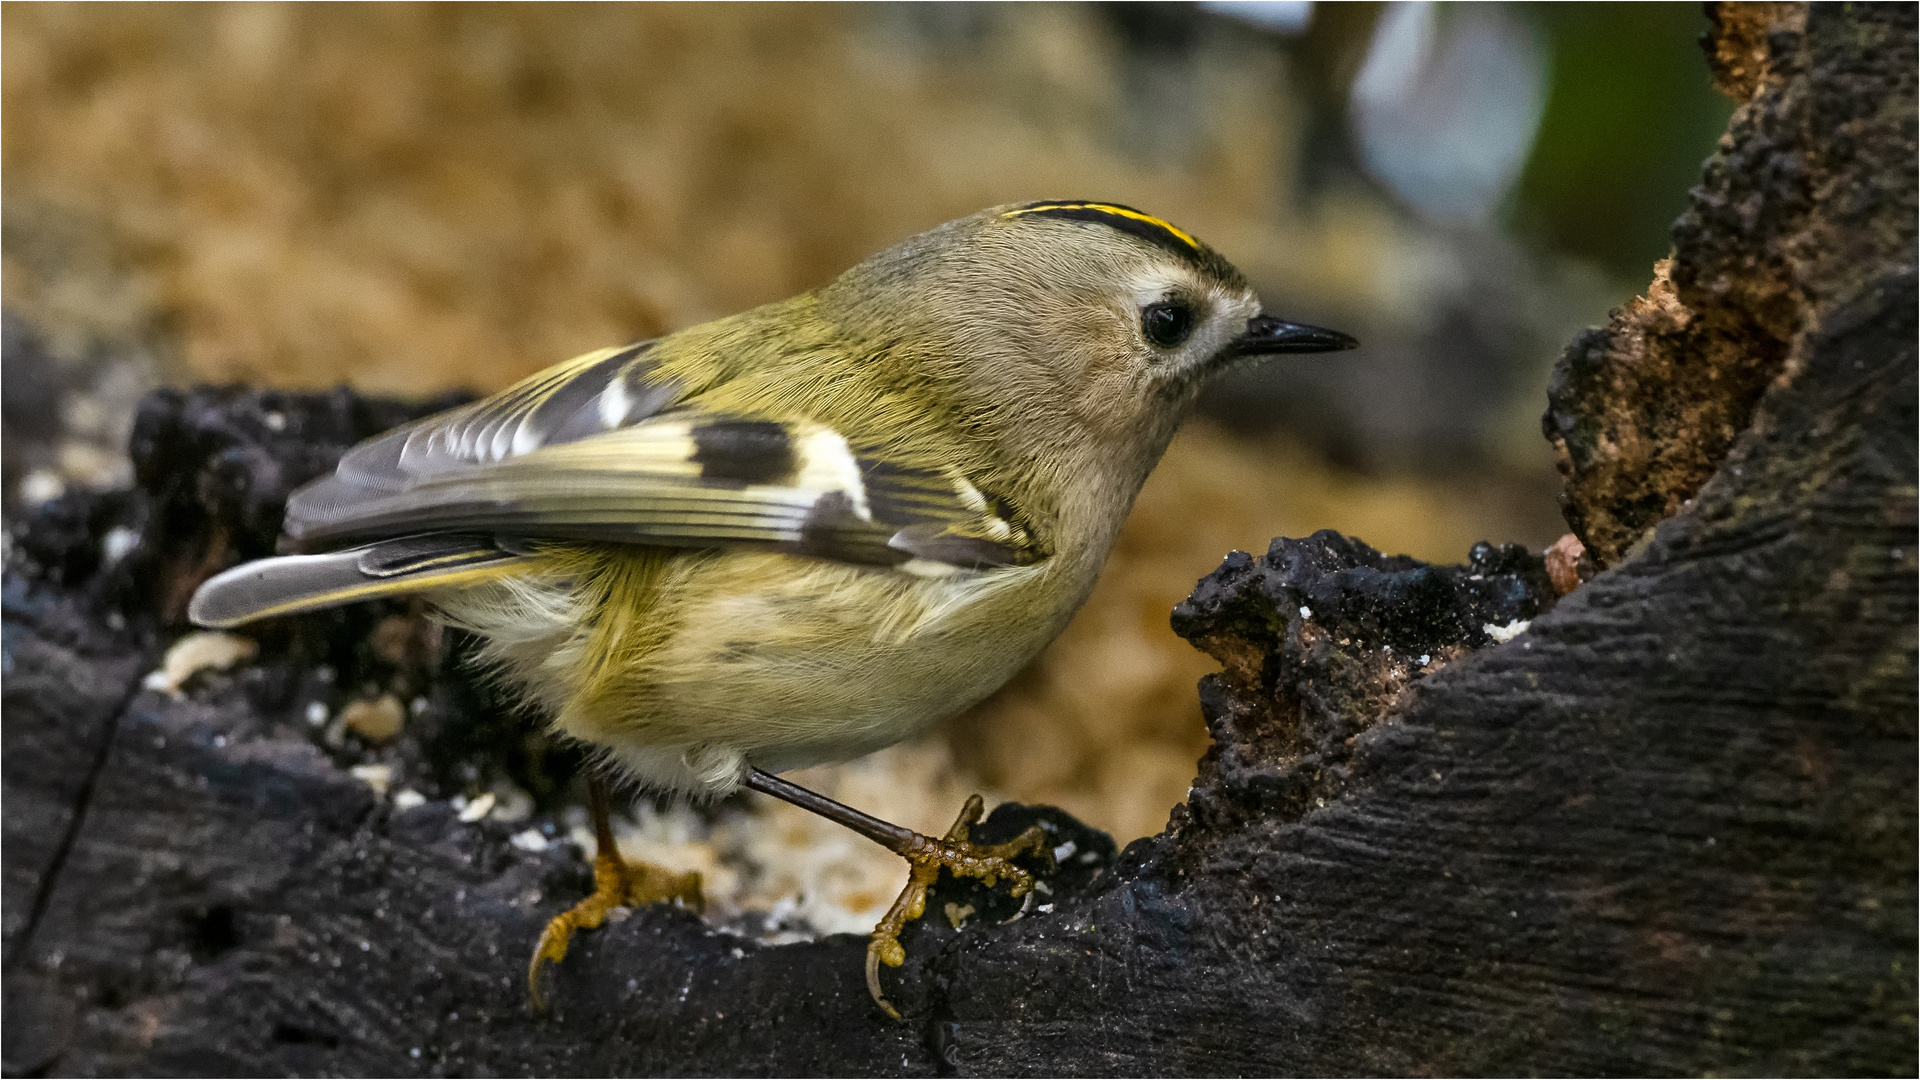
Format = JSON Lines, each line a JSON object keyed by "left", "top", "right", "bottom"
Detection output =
{"left": 3, "top": 3, "right": 1557, "bottom": 845}
{"left": 4, "top": 2, "right": 1386, "bottom": 392}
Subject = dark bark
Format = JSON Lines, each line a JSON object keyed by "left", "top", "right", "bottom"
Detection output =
{"left": 3, "top": 3, "right": 1914, "bottom": 1075}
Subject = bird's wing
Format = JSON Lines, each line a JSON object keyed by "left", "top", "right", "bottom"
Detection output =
{"left": 293, "top": 341, "right": 681, "bottom": 508}
{"left": 281, "top": 343, "right": 1043, "bottom": 575}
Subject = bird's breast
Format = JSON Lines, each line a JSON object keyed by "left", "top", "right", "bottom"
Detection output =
{"left": 615, "top": 549, "right": 1080, "bottom": 769}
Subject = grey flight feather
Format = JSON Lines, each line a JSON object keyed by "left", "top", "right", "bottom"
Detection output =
{"left": 188, "top": 535, "right": 526, "bottom": 628}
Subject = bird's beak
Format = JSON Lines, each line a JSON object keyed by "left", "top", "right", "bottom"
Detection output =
{"left": 1226, "top": 314, "right": 1358, "bottom": 357}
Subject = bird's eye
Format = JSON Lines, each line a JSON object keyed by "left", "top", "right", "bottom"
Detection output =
{"left": 1141, "top": 301, "right": 1195, "bottom": 349}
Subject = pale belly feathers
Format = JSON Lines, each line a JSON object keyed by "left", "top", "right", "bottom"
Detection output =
{"left": 433, "top": 547, "right": 1084, "bottom": 797}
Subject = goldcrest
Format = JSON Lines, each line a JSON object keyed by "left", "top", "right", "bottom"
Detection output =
{"left": 189, "top": 200, "right": 1355, "bottom": 1016}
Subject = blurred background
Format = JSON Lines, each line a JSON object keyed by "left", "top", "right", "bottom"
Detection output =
{"left": 2, "top": 2, "right": 1731, "bottom": 910}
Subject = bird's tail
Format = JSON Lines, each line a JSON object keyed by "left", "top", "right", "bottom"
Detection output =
{"left": 188, "top": 534, "right": 530, "bottom": 628}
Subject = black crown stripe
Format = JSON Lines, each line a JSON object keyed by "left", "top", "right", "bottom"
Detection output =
{"left": 1002, "top": 201, "right": 1234, "bottom": 279}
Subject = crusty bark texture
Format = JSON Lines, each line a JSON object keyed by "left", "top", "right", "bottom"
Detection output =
{"left": 3, "top": 2, "right": 1913, "bottom": 1074}
{"left": 1544, "top": 1, "right": 1914, "bottom": 568}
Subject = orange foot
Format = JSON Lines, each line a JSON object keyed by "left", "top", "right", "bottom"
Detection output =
{"left": 865, "top": 794, "right": 1049, "bottom": 1019}
{"left": 528, "top": 782, "right": 702, "bottom": 1013}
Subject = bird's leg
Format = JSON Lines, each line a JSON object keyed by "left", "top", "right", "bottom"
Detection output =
{"left": 527, "top": 776, "right": 703, "bottom": 1013}
{"left": 744, "top": 768, "right": 1051, "bottom": 1020}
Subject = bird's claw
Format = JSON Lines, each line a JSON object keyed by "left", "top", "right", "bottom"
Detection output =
{"left": 528, "top": 849, "right": 702, "bottom": 1014}
{"left": 865, "top": 795, "right": 1051, "bottom": 1020}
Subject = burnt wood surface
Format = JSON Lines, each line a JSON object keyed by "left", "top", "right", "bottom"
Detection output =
{"left": 3, "top": 3, "right": 1914, "bottom": 1075}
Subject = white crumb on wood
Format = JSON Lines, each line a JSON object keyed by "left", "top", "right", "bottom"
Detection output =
{"left": 349, "top": 764, "right": 393, "bottom": 797}
{"left": 340, "top": 695, "right": 405, "bottom": 743}
{"left": 457, "top": 791, "right": 496, "bottom": 822}
{"left": 488, "top": 781, "right": 534, "bottom": 822}
{"left": 143, "top": 631, "right": 258, "bottom": 696}
{"left": 101, "top": 525, "right": 140, "bottom": 563}
{"left": 1483, "top": 619, "right": 1532, "bottom": 644}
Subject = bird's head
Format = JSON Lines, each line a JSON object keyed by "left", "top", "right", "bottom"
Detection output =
{"left": 829, "top": 200, "right": 1355, "bottom": 460}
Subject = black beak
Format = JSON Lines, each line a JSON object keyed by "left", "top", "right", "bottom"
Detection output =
{"left": 1227, "top": 314, "right": 1359, "bottom": 357}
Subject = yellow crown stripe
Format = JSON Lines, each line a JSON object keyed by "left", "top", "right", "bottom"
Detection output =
{"left": 1004, "top": 203, "right": 1201, "bottom": 251}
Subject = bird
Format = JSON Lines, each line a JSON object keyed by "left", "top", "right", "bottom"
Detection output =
{"left": 188, "top": 200, "right": 1356, "bottom": 1017}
